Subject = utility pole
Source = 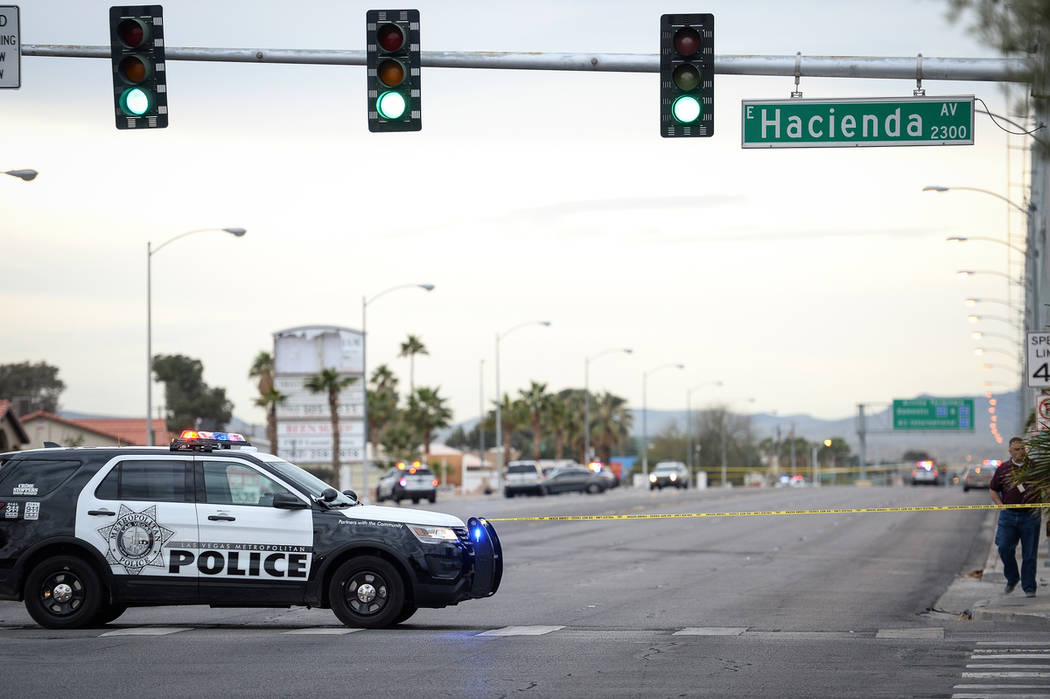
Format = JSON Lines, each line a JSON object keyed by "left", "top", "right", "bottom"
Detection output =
{"left": 857, "top": 404, "right": 867, "bottom": 481}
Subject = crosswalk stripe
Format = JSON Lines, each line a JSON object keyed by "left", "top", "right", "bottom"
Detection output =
{"left": 99, "top": 627, "right": 187, "bottom": 637}
{"left": 875, "top": 628, "right": 944, "bottom": 639}
{"left": 476, "top": 625, "right": 565, "bottom": 637}
{"left": 282, "top": 628, "right": 363, "bottom": 635}
{"left": 673, "top": 627, "right": 747, "bottom": 636}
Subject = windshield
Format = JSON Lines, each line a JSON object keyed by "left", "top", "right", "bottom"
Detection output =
{"left": 262, "top": 457, "right": 356, "bottom": 506}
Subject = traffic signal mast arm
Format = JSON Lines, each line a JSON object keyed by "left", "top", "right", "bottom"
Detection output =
{"left": 22, "top": 44, "right": 1027, "bottom": 82}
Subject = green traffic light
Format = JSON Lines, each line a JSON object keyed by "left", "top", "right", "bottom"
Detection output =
{"left": 671, "top": 95, "right": 701, "bottom": 124}
{"left": 377, "top": 90, "right": 408, "bottom": 120}
{"left": 120, "top": 87, "right": 151, "bottom": 116}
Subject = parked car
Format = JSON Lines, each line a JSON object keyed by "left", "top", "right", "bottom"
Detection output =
{"left": 911, "top": 460, "right": 942, "bottom": 486}
{"left": 596, "top": 468, "right": 621, "bottom": 489}
{"left": 649, "top": 461, "right": 690, "bottom": 490}
{"left": 375, "top": 462, "right": 438, "bottom": 503}
{"left": 543, "top": 466, "right": 608, "bottom": 495}
{"left": 962, "top": 461, "right": 998, "bottom": 491}
{"left": 504, "top": 460, "right": 546, "bottom": 497}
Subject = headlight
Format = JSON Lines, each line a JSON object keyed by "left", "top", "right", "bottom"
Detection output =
{"left": 409, "top": 525, "right": 459, "bottom": 544}
{"left": 669, "top": 473, "right": 677, "bottom": 481}
{"left": 649, "top": 474, "right": 657, "bottom": 482}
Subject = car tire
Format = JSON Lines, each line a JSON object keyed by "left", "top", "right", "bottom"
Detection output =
{"left": 24, "top": 555, "right": 104, "bottom": 630}
{"left": 329, "top": 556, "right": 406, "bottom": 629}
{"left": 92, "top": 600, "right": 128, "bottom": 626}
{"left": 504, "top": 490, "right": 513, "bottom": 498}
{"left": 649, "top": 485, "right": 656, "bottom": 491}
{"left": 586, "top": 483, "right": 601, "bottom": 494}
{"left": 393, "top": 602, "right": 418, "bottom": 625}
{"left": 539, "top": 486, "right": 548, "bottom": 496}
{"left": 428, "top": 495, "right": 436, "bottom": 504}
{"left": 412, "top": 498, "right": 419, "bottom": 504}
{"left": 963, "top": 485, "right": 969, "bottom": 492}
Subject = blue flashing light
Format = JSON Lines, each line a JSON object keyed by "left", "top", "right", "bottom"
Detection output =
{"left": 473, "top": 527, "right": 482, "bottom": 542}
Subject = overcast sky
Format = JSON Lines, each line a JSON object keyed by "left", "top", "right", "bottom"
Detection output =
{"left": 0, "top": 0, "right": 1028, "bottom": 443}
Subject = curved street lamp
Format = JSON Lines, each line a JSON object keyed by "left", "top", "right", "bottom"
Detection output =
{"left": 4, "top": 169, "right": 37, "bottom": 182}
{"left": 147, "top": 227, "right": 246, "bottom": 445}
{"left": 494, "top": 320, "right": 551, "bottom": 485}
{"left": 923, "top": 185, "right": 1029, "bottom": 215}
{"left": 974, "top": 347, "right": 1017, "bottom": 359}
{"left": 947, "top": 235, "right": 1027, "bottom": 255}
{"left": 584, "top": 347, "right": 633, "bottom": 461}
{"left": 970, "top": 330, "right": 1022, "bottom": 347}
{"left": 641, "top": 363, "right": 685, "bottom": 478}
{"left": 360, "top": 283, "right": 435, "bottom": 494}
{"left": 967, "top": 314, "right": 1018, "bottom": 328}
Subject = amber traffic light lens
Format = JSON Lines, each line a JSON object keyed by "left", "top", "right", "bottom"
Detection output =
{"left": 377, "top": 23, "right": 405, "bottom": 52}
{"left": 378, "top": 58, "right": 405, "bottom": 87}
{"left": 119, "top": 55, "right": 147, "bottom": 83}
{"left": 672, "top": 64, "right": 700, "bottom": 91}
{"left": 673, "top": 27, "right": 700, "bottom": 56}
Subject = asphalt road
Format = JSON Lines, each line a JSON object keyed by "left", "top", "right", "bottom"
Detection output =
{"left": 2, "top": 485, "right": 1046, "bottom": 697}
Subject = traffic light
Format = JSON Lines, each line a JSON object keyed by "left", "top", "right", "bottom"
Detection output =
{"left": 366, "top": 9, "right": 421, "bottom": 132}
{"left": 660, "top": 13, "right": 713, "bottom": 138}
{"left": 109, "top": 5, "right": 168, "bottom": 130}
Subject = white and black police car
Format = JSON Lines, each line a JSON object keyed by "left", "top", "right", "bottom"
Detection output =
{"left": 0, "top": 430, "right": 502, "bottom": 629}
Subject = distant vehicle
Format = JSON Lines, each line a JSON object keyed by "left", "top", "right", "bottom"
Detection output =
{"left": 544, "top": 466, "right": 608, "bottom": 495}
{"left": 650, "top": 461, "right": 690, "bottom": 490}
{"left": 376, "top": 462, "right": 438, "bottom": 504}
{"left": 594, "top": 464, "right": 621, "bottom": 489}
{"left": 504, "top": 460, "right": 546, "bottom": 497}
{"left": 911, "top": 460, "right": 942, "bottom": 486}
{"left": 789, "top": 474, "right": 807, "bottom": 487}
{"left": 962, "top": 460, "right": 998, "bottom": 492}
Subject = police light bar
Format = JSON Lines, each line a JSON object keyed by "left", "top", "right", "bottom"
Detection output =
{"left": 170, "top": 430, "right": 250, "bottom": 452}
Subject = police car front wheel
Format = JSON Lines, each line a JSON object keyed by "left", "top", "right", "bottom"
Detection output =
{"left": 24, "top": 555, "right": 104, "bottom": 629}
{"left": 329, "top": 556, "right": 406, "bottom": 628}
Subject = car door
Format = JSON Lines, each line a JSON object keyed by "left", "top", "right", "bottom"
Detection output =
{"left": 76, "top": 455, "right": 198, "bottom": 603}
{"left": 195, "top": 456, "right": 313, "bottom": 604}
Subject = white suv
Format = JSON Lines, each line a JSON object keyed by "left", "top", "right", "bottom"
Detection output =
{"left": 504, "top": 460, "right": 545, "bottom": 497}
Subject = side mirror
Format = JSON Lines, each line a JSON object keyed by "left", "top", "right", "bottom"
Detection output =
{"left": 273, "top": 493, "right": 309, "bottom": 509}
{"left": 321, "top": 487, "right": 339, "bottom": 502}
{"left": 342, "top": 489, "right": 358, "bottom": 501}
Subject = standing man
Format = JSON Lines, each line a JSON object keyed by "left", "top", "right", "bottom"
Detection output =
{"left": 990, "top": 437, "right": 1042, "bottom": 597}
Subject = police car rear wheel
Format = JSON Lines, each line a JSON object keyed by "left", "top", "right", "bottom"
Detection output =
{"left": 92, "top": 601, "right": 128, "bottom": 626}
{"left": 393, "top": 602, "right": 417, "bottom": 625}
{"left": 329, "top": 556, "right": 405, "bottom": 628}
{"left": 24, "top": 555, "right": 103, "bottom": 629}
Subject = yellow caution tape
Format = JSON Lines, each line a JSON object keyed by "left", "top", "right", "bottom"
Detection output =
{"left": 486, "top": 502, "right": 1046, "bottom": 522}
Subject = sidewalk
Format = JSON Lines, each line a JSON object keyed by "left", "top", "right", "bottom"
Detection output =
{"left": 936, "top": 511, "right": 1050, "bottom": 624}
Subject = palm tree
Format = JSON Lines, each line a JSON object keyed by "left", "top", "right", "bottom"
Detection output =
{"left": 248, "top": 351, "right": 284, "bottom": 453}
{"left": 519, "top": 381, "right": 551, "bottom": 459}
{"left": 305, "top": 368, "right": 357, "bottom": 475}
{"left": 592, "top": 392, "right": 633, "bottom": 465}
{"left": 406, "top": 386, "right": 453, "bottom": 456}
{"left": 398, "top": 334, "right": 429, "bottom": 394}
{"left": 490, "top": 394, "right": 529, "bottom": 466}
{"left": 367, "top": 364, "right": 400, "bottom": 453}
{"left": 547, "top": 396, "right": 573, "bottom": 460}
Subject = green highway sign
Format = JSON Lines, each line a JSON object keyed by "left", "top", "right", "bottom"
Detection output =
{"left": 741, "top": 96, "right": 974, "bottom": 148}
{"left": 892, "top": 398, "right": 974, "bottom": 431}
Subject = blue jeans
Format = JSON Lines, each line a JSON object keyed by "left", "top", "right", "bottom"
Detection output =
{"left": 996, "top": 509, "right": 1041, "bottom": 592}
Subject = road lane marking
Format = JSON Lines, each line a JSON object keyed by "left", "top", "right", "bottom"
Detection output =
{"left": 476, "top": 625, "right": 565, "bottom": 636}
{"left": 952, "top": 694, "right": 1050, "bottom": 698}
{"left": 954, "top": 685, "right": 1050, "bottom": 689}
{"left": 968, "top": 664, "right": 1050, "bottom": 669}
{"left": 876, "top": 628, "right": 944, "bottom": 639}
{"left": 487, "top": 503, "right": 1045, "bottom": 522}
{"left": 962, "top": 673, "right": 1050, "bottom": 679}
{"left": 973, "top": 655, "right": 1050, "bottom": 660}
{"left": 99, "top": 627, "right": 187, "bottom": 637}
{"left": 282, "top": 628, "right": 363, "bottom": 635}
{"left": 674, "top": 627, "right": 747, "bottom": 636}
{"left": 979, "top": 643, "right": 1050, "bottom": 647}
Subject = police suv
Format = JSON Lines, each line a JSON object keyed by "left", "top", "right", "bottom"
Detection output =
{"left": 0, "top": 431, "right": 502, "bottom": 629}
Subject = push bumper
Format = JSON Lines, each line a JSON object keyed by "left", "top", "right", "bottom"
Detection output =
{"left": 466, "top": 517, "right": 502, "bottom": 598}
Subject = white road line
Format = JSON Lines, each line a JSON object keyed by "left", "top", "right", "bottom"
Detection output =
{"left": 875, "top": 628, "right": 944, "bottom": 639}
{"left": 952, "top": 694, "right": 1050, "bottom": 698}
{"left": 282, "top": 628, "right": 363, "bottom": 635}
{"left": 979, "top": 643, "right": 1050, "bottom": 647}
{"left": 954, "top": 686, "right": 1050, "bottom": 690}
{"left": 99, "top": 627, "right": 188, "bottom": 637}
{"left": 962, "top": 673, "right": 1050, "bottom": 679}
{"left": 968, "top": 665, "right": 1050, "bottom": 670}
{"left": 973, "top": 655, "right": 1050, "bottom": 660}
{"left": 476, "top": 625, "right": 565, "bottom": 637}
{"left": 673, "top": 627, "right": 747, "bottom": 636}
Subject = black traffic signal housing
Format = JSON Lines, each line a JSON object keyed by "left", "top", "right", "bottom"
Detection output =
{"left": 366, "top": 9, "right": 421, "bottom": 132}
{"left": 109, "top": 5, "right": 168, "bottom": 129}
{"left": 660, "top": 13, "right": 713, "bottom": 137}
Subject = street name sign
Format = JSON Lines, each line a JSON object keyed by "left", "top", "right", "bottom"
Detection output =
{"left": 0, "top": 6, "right": 19, "bottom": 88}
{"left": 741, "top": 96, "right": 974, "bottom": 148}
{"left": 1027, "top": 332, "right": 1050, "bottom": 388}
{"left": 892, "top": 398, "right": 974, "bottom": 430}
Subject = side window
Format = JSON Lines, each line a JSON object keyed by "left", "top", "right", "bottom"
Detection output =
{"left": 203, "top": 462, "right": 294, "bottom": 507}
{"left": 0, "top": 459, "right": 82, "bottom": 497}
{"left": 95, "top": 460, "right": 194, "bottom": 503}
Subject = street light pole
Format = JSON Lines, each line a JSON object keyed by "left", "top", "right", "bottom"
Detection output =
{"left": 147, "top": 227, "right": 245, "bottom": 446}
{"left": 584, "top": 347, "right": 632, "bottom": 462}
{"left": 360, "top": 283, "right": 434, "bottom": 495}
{"left": 641, "top": 363, "right": 684, "bottom": 479}
{"left": 494, "top": 321, "right": 551, "bottom": 488}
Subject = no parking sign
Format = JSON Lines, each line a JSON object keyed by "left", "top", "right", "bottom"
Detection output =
{"left": 1037, "top": 395, "right": 1050, "bottom": 431}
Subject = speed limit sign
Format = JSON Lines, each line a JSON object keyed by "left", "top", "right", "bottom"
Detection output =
{"left": 1027, "top": 332, "right": 1050, "bottom": 388}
